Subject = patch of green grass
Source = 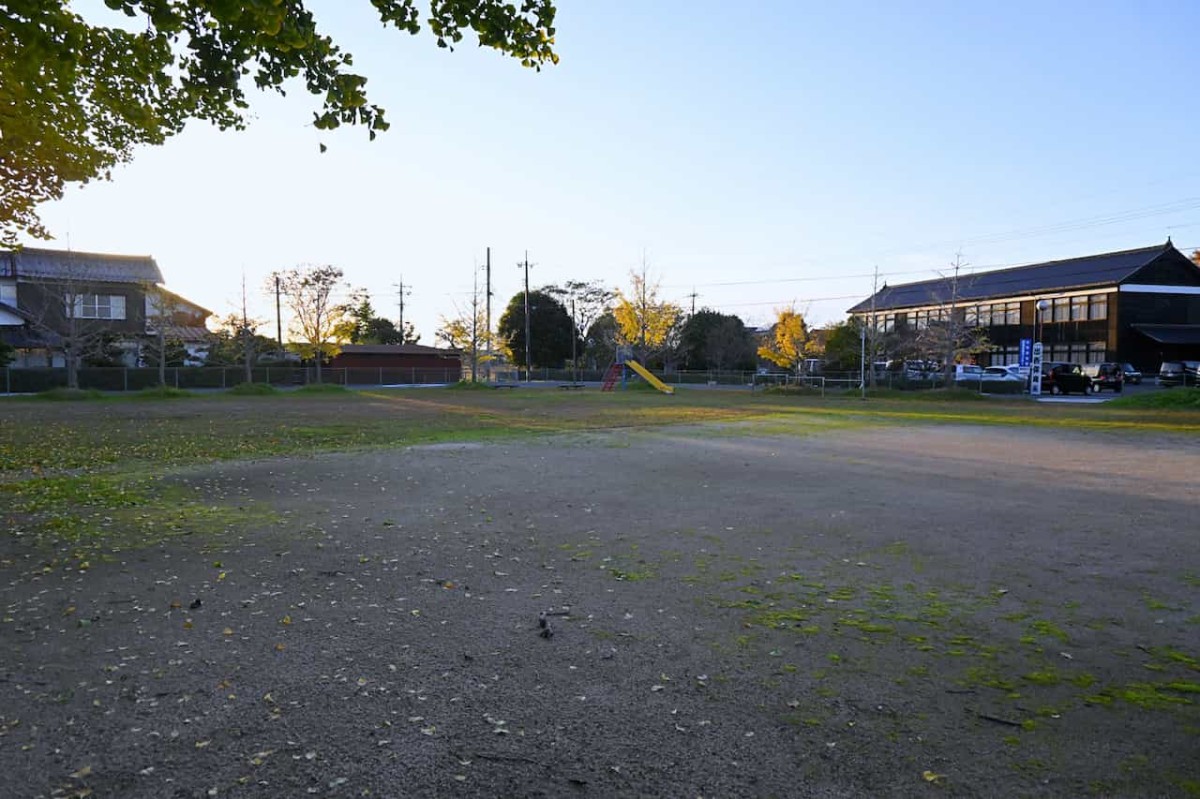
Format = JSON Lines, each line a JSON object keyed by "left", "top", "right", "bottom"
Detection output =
{"left": 226, "top": 381, "right": 280, "bottom": 396}
{"left": 293, "top": 382, "right": 349, "bottom": 394}
{"left": 35, "top": 387, "right": 105, "bottom": 401}
{"left": 1108, "top": 390, "right": 1200, "bottom": 410}
{"left": 1086, "top": 681, "right": 1198, "bottom": 709}
{"left": 609, "top": 567, "right": 655, "bottom": 581}
{"left": 1029, "top": 619, "right": 1069, "bottom": 643}
{"left": 133, "top": 385, "right": 194, "bottom": 400}
{"left": 1023, "top": 669, "right": 1062, "bottom": 686}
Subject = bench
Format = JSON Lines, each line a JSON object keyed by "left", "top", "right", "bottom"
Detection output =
{"left": 558, "top": 383, "right": 586, "bottom": 390}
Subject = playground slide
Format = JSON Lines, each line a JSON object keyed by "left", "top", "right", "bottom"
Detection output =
{"left": 625, "top": 359, "right": 675, "bottom": 394}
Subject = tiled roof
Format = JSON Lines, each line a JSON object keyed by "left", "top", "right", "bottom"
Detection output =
{"left": 2, "top": 247, "right": 163, "bottom": 284}
{"left": 848, "top": 242, "right": 1174, "bottom": 313}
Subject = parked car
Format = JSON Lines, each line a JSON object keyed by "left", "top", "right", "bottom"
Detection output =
{"left": 997, "top": 364, "right": 1029, "bottom": 380}
{"left": 982, "top": 367, "right": 1023, "bottom": 382}
{"left": 1088, "top": 362, "right": 1124, "bottom": 393}
{"left": 1158, "top": 361, "right": 1200, "bottom": 387}
{"left": 1041, "top": 362, "right": 1092, "bottom": 395}
{"left": 1120, "top": 363, "right": 1142, "bottom": 385}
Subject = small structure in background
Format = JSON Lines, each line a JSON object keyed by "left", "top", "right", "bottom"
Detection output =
{"left": 329, "top": 344, "right": 462, "bottom": 384}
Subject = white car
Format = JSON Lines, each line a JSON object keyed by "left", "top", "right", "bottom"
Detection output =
{"left": 983, "top": 366, "right": 1024, "bottom": 382}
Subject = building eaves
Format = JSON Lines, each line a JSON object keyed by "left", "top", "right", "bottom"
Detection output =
{"left": 3, "top": 247, "right": 163, "bottom": 284}
{"left": 847, "top": 242, "right": 1173, "bottom": 314}
{"left": 1131, "top": 324, "right": 1200, "bottom": 346}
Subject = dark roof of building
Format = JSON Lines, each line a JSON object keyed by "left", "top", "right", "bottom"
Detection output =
{"left": 153, "top": 286, "right": 212, "bottom": 318}
{"left": 847, "top": 242, "right": 1176, "bottom": 313}
{"left": 149, "top": 324, "right": 213, "bottom": 343}
{"left": 0, "top": 326, "right": 60, "bottom": 348}
{"left": 0, "top": 301, "right": 32, "bottom": 324}
{"left": 338, "top": 344, "right": 461, "bottom": 356}
{"left": 1131, "top": 324, "right": 1200, "bottom": 346}
{"left": 1, "top": 247, "right": 163, "bottom": 284}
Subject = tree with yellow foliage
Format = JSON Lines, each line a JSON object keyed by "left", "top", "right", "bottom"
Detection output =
{"left": 757, "top": 306, "right": 812, "bottom": 373}
{"left": 613, "top": 267, "right": 682, "bottom": 363}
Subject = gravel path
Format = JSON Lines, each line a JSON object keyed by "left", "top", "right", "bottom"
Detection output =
{"left": 2, "top": 422, "right": 1198, "bottom": 797}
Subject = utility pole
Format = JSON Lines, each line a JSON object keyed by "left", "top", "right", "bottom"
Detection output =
{"left": 519, "top": 252, "right": 532, "bottom": 382}
{"left": 242, "top": 273, "right": 253, "bottom": 384}
{"left": 485, "top": 247, "right": 493, "bottom": 372}
{"left": 471, "top": 267, "right": 479, "bottom": 383}
{"left": 393, "top": 278, "right": 412, "bottom": 343}
{"left": 868, "top": 265, "right": 879, "bottom": 388}
{"left": 571, "top": 298, "right": 577, "bottom": 384}
{"left": 686, "top": 288, "right": 699, "bottom": 317}
{"left": 274, "top": 273, "right": 283, "bottom": 356}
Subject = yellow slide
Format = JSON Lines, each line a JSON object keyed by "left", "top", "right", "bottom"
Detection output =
{"left": 625, "top": 359, "right": 675, "bottom": 394}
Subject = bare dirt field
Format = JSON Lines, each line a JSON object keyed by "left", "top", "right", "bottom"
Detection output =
{"left": 2, "top": 395, "right": 1199, "bottom": 797}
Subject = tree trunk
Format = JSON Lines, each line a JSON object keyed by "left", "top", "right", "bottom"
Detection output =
{"left": 66, "top": 349, "right": 78, "bottom": 390}
{"left": 158, "top": 329, "right": 167, "bottom": 387}
{"left": 314, "top": 348, "right": 323, "bottom": 384}
{"left": 243, "top": 333, "right": 253, "bottom": 384}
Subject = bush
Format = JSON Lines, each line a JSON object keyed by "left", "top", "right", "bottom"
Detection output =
{"left": 867, "top": 387, "right": 988, "bottom": 401}
{"left": 293, "top": 383, "right": 349, "bottom": 395}
{"left": 761, "top": 384, "right": 825, "bottom": 397}
{"left": 1108, "top": 389, "right": 1200, "bottom": 410}
{"left": 35, "top": 387, "right": 105, "bottom": 401}
{"left": 227, "top": 382, "right": 280, "bottom": 396}
{"left": 133, "top": 386, "right": 194, "bottom": 400}
{"left": 446, "top": 380, "right": 493, "bottom": 391}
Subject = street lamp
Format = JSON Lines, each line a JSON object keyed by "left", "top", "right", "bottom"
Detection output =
{"left": 1031, "top": 299, "right": 1050, "bottom": 396}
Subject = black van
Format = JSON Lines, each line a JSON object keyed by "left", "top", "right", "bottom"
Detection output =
{"left": 1040, "top": 362, "right": 1092, "bottom": 395}
{"left": 1089, "top": 363, "right": 1124, "bottom": 393}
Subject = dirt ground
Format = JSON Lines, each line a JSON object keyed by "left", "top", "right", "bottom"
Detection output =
{"left": 2, "top": 419, "right": 1198, "bottom": 797}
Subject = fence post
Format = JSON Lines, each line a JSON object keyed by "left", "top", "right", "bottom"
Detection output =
{"left": 123, "top": 368, "right": 128, "bottom": 392}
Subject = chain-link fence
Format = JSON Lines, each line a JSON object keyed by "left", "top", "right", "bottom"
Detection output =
{"left": 2, "top": 365, "right": 1029, "bottom": 395}
{"left": 1, "top": 366, "right": 462, "bottom": 393}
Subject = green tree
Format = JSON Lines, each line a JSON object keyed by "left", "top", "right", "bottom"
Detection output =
{"left": 204, "top": 313, "right": 275, "bottom": 375}
{"left": 613, "top": 267, "right": 681, "bottom": 363}
{"left": 757, "top": 306, "right": 812, "bottom": 373}
{"left": 497, "top": 290, "right": 576, "bottom": 369}
{"left": 821, "top": 318, "right": 863, "bottom": 372}
{"left": 81, "top": 331, "right": 125, "bottom": 368}
{"left": 1, "top": 1, "right": 558, "bottom": 246}
{"left": 678, "top": 310, "right": 756, "bottom": 371}
{"left": 276, "top": 265, "right": 349, "bottom": 383}
{"left": 342, "top": 290, "right": 418, "bottom": 345}
{"left": 583, "top": 311, "right": 618, "bottom": 369}
{"left": 436, "top": 293, "right": 489, "bottom": 381}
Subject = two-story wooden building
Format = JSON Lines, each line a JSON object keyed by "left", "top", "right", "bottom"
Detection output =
{"left": 0, "top": 247, "right": 210, "bottom": 367}
{"left": 847, "top": 241, "right": 1200, "bottom": 370}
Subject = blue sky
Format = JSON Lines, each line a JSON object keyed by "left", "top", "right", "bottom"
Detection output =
{"left": 31, "top": 0, "right": 1200, "bottom": 340}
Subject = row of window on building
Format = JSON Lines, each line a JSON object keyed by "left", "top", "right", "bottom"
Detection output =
{"left": 991, "top": 341, "right": 1107, "bottom": 366}
{"left": 872, "top": 293, "right": 1109, "bottom": 333}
